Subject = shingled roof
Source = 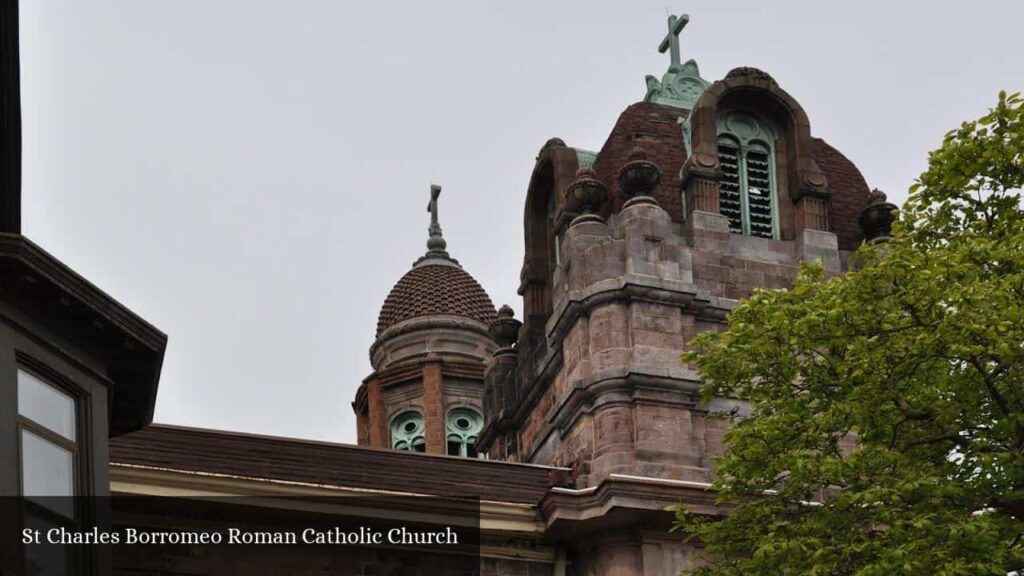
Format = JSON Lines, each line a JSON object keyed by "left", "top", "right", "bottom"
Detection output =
{"left": 375, "top": 262, "right": 496, "bottom": 337}
{"left": 110, "top": 424, "right": 557, "bottom": 504}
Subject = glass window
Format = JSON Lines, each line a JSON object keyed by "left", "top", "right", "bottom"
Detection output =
{"left": 18, "top": 369, "right": 76, "bottom": 441}
{"left": 17, "top": 369, "right": 78, "bottom": 518}
{"left": 390, "top": 411, "right": 426, "bottom": 453}
{"left": 20, "top": 429, "right": 74, "bottom": 498}
{"left": 716, "top": 110, "right": 779, "bottom": 239}
{"left": 445, "top": 407, "right": 483, "bottom": 458}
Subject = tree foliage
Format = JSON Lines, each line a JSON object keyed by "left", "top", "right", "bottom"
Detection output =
{"left": 675, "top": 91, "right": 1024, "bottom": 576}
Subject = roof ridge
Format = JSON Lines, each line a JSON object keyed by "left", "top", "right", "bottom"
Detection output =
{"left": 126, "top": 423, "right": 567, "bottom": 471}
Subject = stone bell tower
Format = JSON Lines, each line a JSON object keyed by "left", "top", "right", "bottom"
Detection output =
{"left": 477, "top": 13, "right": 873, "bottom": 571}
{"left": 353, "top": 185, "right": 498, "bottom": 457}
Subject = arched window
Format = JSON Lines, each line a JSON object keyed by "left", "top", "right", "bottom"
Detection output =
{"left": 445, "top": 407, "right": 483, "bottom": 458}
{"left": 716, "top": 110, "right": 779, "bottom": 239}
{"left": 390, "top": 411, "right": 425, "bottom": 452}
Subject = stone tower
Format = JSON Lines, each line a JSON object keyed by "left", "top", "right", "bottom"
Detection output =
{"left": 353, "top": 185, "right": 498, "bottom": 457}
{"left": 477, "top": 13, "right": 873, "bottom": 573}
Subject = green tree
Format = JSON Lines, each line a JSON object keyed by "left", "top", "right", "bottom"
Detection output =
{"left": 675, "top": 91, "right": 1024, "bottom": 576}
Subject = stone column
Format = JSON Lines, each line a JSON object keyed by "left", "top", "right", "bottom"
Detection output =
{"left": 356, "top": 410, "right": 369, "bottom": 446}
{"left": 422, "top": 362, "right": 445, "bottom": 454}
{"left": 366, "top": 378, "right": 388, "bottom": 448}
{"left": 795, "top": 195, "right": 829, "bottom": 231}
{"left": 679, "top": 153, "right": 722, "bottom": 217}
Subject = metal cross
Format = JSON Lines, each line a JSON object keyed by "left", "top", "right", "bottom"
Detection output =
{"left": 427, "top": 184, "right": 442, "bottom": 237}
{"left": 658, "top": 13, "right": 690, "bottom": 70}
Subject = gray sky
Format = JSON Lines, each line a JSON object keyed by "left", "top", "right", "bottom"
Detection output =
{"left": 18, "top": 1, "right": 1024, "bottom": 443}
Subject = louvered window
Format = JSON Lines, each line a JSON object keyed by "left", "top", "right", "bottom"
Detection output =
{"left": 446, "top": 407, "right": 483, "bottom": 458}
{"left": 716, "top": 111, "right": 779, "bottom": 239}
{"left": 390, "top": 410, "right": 426, "bottom": 452}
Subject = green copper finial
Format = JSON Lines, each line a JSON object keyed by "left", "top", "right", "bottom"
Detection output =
{"left": 427, "top": 184, "right": 444, "bottom": 247}
{"left": 415, "top": 183, "right": 459, "bottom": 268}
{"left": 659, "top": 13, "right": 689, "bottom": 71}
{"left": 644, "top": 11, "right": 709, "bottom": 110}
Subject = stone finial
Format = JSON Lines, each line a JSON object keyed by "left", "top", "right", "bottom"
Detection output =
{"left": 859, "top": 188, "right": 899, "bottom": 243}
{"left": 488, "top": 305, "right": 522, "bottom": 348}
{"left": 617, "top": 145, "right": 662, "bottom": 199}
{"left": 565, "top": 166, "right": 609, "bottom": 218}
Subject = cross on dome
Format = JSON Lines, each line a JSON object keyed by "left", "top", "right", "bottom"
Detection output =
{"left": 416, "top": 183, "right": 458, "bottom": 267}
{"left": 658, "top": 12, "right": 690, "bottom": 71}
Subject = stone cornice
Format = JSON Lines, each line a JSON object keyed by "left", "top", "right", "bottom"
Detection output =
{"left": 521, "top": 371, "right": 704, "bottom": 463}
{"left": 552, "top": 372, "right": 703, "bottom": 433}
{"left": 540, "top": 474, "right": 723, "bottom": 535}
{"left": 547, "top": 277, "right": 731, "bottom": 344}
{"left": 371, "top": 315, "right": 491, "bottom": 356}
{"left": 502, "top": 279, "right": 734, "bottom": 452}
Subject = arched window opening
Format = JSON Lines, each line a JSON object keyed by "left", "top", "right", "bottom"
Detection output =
{"left": 390, "top": 411, "right": 425, "bottom": 453}
{"left": 445, "top": 407, "right": 483, "bottom": 458}
{"left": 716, "top": 111, "right": 779, "bottom": 239}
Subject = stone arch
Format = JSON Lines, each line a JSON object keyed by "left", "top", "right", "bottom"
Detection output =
{"left": 519, "top": 138, "right": 580, "bottom": 341}
{"left": 684, "top": 68, "right": 830, "bottom": 237}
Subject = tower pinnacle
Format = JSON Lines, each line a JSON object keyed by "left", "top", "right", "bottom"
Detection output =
{"left": 416, "top": 184, "right": 459, "bottom": 267}
{"left": 644, "top": 10, "right": 709, "bottom": 110}
{"left": 658, "top": 12, "right": 689, "bottom": 71}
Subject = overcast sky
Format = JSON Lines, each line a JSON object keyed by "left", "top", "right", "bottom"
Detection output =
{"left": 18, "top": 1, "right": 1024, "bottom": 444}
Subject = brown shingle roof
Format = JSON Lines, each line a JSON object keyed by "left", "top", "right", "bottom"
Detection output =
{"left": 811, "top": 137, "right": 872, "bottom": 251}
{"left": 110, "top": 424, "right": 558, "bottom": 504}
{"left": 376, "top": 263, "right": 496, "bottom": 337}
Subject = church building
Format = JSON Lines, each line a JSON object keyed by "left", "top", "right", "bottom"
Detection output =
{"left": 2, "top": 5, "right": 894, "bottom": 575}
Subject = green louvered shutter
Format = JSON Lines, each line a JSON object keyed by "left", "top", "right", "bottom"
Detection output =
{"left": 716, "top": 111, "right": 780, "bottom": 239}
{"left": 717, "top": 139, "right": 744, "bottom": 234}
{"left": 745, "top": 144, "right": 774, "bottom": 238}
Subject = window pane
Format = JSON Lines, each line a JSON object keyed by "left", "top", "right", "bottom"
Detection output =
{"left": 21, "top": 428, "right": 75, "bottom": 498}
{"left": 18, "top": 370, "right": 76, "bottom": 441}
{"left": 24, "top": 505, "right": 77, "bottom": 575}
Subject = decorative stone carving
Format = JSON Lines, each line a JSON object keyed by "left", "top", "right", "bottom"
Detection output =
{"left": 616, "top": 146, "right": 662, "bottom": 199}
{"left": 646, "top": 60, "right": 710, "bottom": 110}
{"left": 859, "top": 189, "right": 899, "bottom": 242}
{"left": 724, "top": 66, "right": 779, "bottom": 86}
{"left": 488, "top": 305, "right": 522, "bottom": 349}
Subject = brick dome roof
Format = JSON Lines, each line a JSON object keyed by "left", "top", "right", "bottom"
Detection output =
{"left": 376, "top": 262, "right": 496, "bottom": 337}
